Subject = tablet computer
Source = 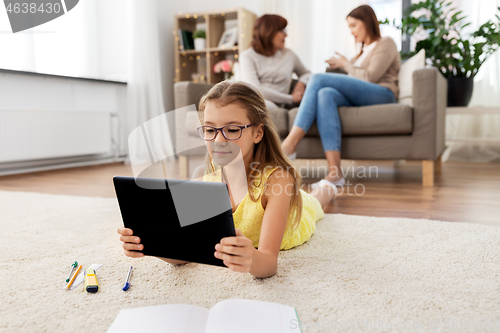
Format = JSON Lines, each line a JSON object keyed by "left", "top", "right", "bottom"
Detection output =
{"left": 113, "top": 176, "right": 236, "bottom": 268}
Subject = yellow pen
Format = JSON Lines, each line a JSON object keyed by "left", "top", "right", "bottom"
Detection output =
{"left": 64, "top": 264, "right": 82, "bottom": 290}
{"left": 85, "top": 268, "right": 99, "bottom": 293}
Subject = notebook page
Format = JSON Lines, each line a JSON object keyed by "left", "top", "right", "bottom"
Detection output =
{"left": 205, "top": 299, "right": 301, "bottom": 333}
{"left": 106, "top": 304, "right": 208, "bottom": 333}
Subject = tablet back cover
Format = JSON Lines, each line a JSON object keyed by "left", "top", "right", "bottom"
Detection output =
{"left": 113, "top": 176, "right": 236, "bottom": 267}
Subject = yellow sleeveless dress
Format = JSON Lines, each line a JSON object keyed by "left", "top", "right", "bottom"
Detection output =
{"left": 202, "top": 165, "right": 324, "bottom": 250}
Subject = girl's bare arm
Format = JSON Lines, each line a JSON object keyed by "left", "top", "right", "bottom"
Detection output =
{"left": 249, "top": 169, "right": 293, "bottom": 278}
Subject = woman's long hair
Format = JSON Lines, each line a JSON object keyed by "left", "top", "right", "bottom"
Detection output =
{"left": 347, "top": 5, "right": 381, "bottom": 60}
{"left": 198, "top": 80, "right": 303, "bottom": 231}
{"left": 250, "top": 14, "right": 288, "bottom": 56}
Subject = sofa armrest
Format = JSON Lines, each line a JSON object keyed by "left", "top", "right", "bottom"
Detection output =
{"left": 174, "top": 82, "right": 214, "bottom": 158}
{"left": 411, "top": 67, "right": 447, "bottom": 160}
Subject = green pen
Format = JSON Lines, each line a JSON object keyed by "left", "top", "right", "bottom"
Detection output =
{"left": 65, "top": 261, "right": 78, "bottom": 282}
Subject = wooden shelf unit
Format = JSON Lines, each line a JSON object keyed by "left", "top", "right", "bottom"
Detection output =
{"left": 173, "top": 7, "right": 257, "bottom": 84}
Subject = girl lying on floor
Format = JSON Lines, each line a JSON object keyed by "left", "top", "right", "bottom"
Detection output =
{"left": 117, "top": 81, "right": 337, "bottom": 278}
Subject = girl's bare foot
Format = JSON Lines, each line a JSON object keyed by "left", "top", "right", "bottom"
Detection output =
{"left": 310, "top": 182, "right": 337, "bottom": 209}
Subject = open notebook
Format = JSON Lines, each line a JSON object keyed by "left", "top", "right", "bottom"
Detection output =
{"left": 107, "top": 299, "right": 302, "bottom": 333}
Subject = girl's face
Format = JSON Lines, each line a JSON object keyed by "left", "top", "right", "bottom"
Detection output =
{"left": 203, "top": 101, "right": 264, "bottom": 168}
{"left": 272, "top": 28, "right": 287, "bottom": 51}
{"left": 347, "top": 16, "right": 368, "bottom": 44}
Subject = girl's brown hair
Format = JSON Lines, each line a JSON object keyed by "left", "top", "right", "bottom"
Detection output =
{"left": 198, "top": 80, "right": 303, "bottom": 231}
{"left": 250, "top": 14, "right": 288, "bottom": 56}
{"left": 347, "top": 5, "right": 381, "bottom": 60}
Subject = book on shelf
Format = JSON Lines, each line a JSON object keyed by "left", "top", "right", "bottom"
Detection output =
{"left": 107, "top": 298, "right": 302, "bottom": 333}
{"left": 177, "top": 29, "right": 185, "bottom": 50}
{"left": 178, "top": 29, "right": 194, "bottom": 50}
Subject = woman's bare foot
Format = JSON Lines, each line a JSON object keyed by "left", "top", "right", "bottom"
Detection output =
{"left": 280, "top": 140, "right": 295, "bottom": 157}
{"left": 324, "top": 168, "right": 344, "bottom": 183}
{"left": 281, "top": 126, "right": 306, "bottom": 156}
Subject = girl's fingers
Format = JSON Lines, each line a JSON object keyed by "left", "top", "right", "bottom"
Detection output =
{"left": 123, "top": 242, "right": 144, "bottom": 251}
{"left": 117, "top": 227, "right": 133, "bottom": 236}
{"left": 119, "top": 228, "right": 143, "bottom": 258}
{"left": 120, "top": 235, "right": 141, "bottom": 243}
{"left": 217, "top": 250, "right": 248, "bottom": 265}
{"left": 220, "top": 235, "right": 251, "bottom": 247}
{"left": 124, "top": 249, "right": 144, "bottom": 258}
{"left": 216, "top": 244, "right": 248, "bottom": 257}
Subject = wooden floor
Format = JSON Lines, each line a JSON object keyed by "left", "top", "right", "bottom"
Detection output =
{"left": 1, "top": 158, "right": 499, "bottom": 226}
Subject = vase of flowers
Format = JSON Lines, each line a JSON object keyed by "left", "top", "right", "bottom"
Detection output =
{"left": 213, "top": 59, "right": 235, "bottom": 81}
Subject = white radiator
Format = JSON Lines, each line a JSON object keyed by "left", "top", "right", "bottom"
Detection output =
{"left": 0, "top": 110, "right": 112, "bottom": 163}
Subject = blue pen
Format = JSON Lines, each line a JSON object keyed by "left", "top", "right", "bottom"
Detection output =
{"left": 122, "top": 266, "right": 133, "bottom": 291}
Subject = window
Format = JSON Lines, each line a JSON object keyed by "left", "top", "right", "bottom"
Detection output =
{"left": 0, "top": 0, "right": 128, "bottom": 81}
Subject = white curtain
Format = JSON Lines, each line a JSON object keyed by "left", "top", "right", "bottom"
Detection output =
{"left": 125, "top": 0, "right": 175, "bottom": 167}
{"left": 443, "top": 0, "right": 500, "bottom": 162}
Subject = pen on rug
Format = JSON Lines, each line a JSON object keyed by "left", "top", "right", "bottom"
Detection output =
{"left": 65, "top": 261, "right": 78, "bottom": 282}
{"left": 122, "top": 266, "right": 133, "bottom": 291}
{"left": 64, "top": 264, "right": 82, "bottom": 290}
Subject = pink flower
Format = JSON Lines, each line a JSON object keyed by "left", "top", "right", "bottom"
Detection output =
{"left": 213, "top": 59, "right": 235, "bottom": 73}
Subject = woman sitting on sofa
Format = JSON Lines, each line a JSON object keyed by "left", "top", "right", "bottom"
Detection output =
{"left": 239, "top": 14, "right": 311, "bottom": 110}
{"left": 281, "top": 4, "right": 400, "bottom": 189}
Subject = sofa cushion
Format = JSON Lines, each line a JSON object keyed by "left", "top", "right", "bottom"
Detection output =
{"left": 288, "top": 103, "right": 413, "bottom": 136}
{"left": 266, "top": 106, "right": 289, "bottom": 137}
{"left": 184, "top": 107, "right": 290, "bottom": 138}
{"left": 398, "top": 49, "right": 426, "bottom": 106}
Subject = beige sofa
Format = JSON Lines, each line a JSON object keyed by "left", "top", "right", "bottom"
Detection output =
{"left": 174, "top": 68, "right": 447, "bottom": 186}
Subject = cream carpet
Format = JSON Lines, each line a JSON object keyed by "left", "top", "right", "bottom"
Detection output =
{"left": 1, "top": 190, "right": 499, "bottom": 333}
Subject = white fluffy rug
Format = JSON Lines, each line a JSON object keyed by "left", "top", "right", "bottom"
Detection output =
{"left": 1, "top": 190, "right": 499, "bottom": 333}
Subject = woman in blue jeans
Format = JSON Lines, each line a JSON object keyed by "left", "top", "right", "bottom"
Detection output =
{"left": 281, "top": 5, "right": 400, "bottom": 189}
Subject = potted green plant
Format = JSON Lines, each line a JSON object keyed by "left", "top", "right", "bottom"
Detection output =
{"left": 382, "top": 0, "right": 500, "bottom": 106}
{"left": 193, "top": 30, "right": 206, "bottom": 51}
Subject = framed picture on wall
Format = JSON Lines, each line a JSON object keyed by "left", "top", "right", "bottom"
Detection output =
{"left": 217, "top": 27, "right": 238, "bottom": 48}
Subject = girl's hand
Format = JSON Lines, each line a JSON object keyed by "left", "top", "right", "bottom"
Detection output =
{"left": 325, "top": 52, "right": 348, "bottom": 69}
{"left": 215, "top": 228, "right": 254, "bottom": 273}
{"left": 117, "top": 227, "right": 145, "bottom": 258}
